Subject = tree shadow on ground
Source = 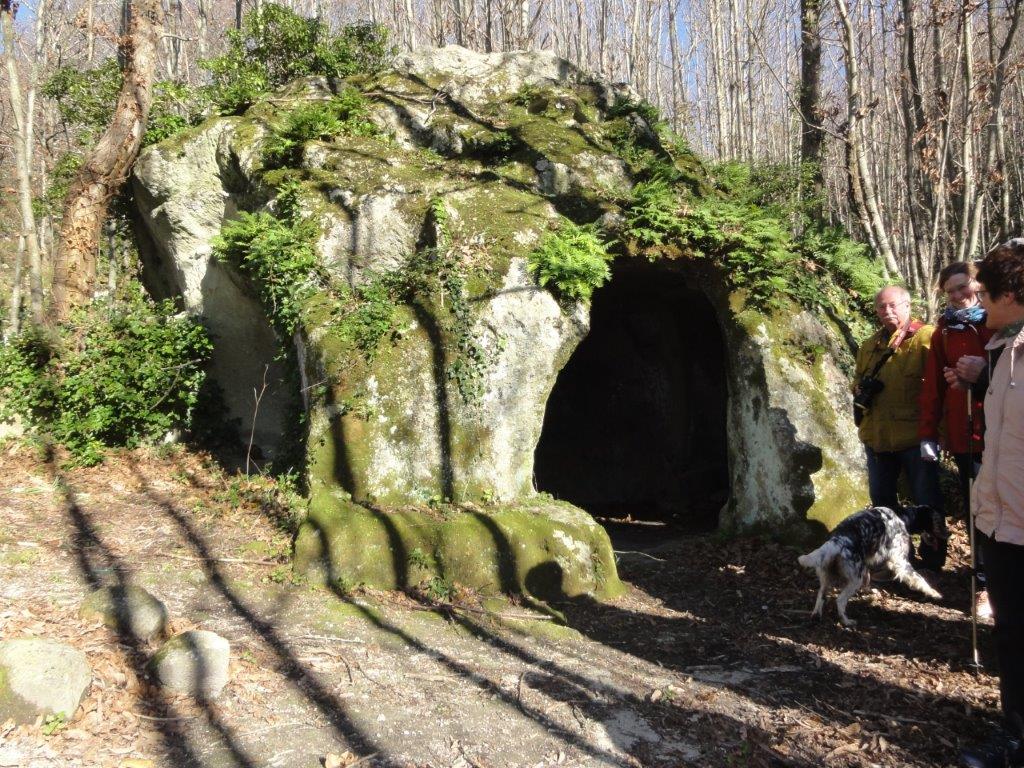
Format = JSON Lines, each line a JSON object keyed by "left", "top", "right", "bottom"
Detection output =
{"left": 122, "top": 456, "right": 395, "bottom": 766}
{"left": 552, "top": 538, "right": 999, "bottom": 767}
{"left": 327, "top": 584, "right": 799, "bottom": 768}
{"left": 45, "top": 450, "right": 258, "bottom": 768}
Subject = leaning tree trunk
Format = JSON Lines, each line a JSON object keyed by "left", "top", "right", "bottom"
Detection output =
{"left": 51, "top": 0, "right": 163, "bottom": 322}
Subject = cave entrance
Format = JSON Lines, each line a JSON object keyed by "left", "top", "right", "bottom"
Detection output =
{"left": 534, "top": 266, "right": 729, "bottom": 540}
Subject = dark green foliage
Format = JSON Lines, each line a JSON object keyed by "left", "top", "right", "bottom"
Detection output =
{"left": 624, "top": 180, "right": 686, "bottom": 247}
{"left": 528, "top": 221, "right": 612, "bottom": 303}
{"left": 201, "top": 4, "right": 393, "bottom": 115}
{"left": 402, "top": 200, "right": 489, "bottom": 402}
{"left": 211, "top": 206, "right": 323, "bottom": 337}
{"left": 0, "top": 287, "right": 212, "bottom": 465}
{"left": 668, "top": 198, "right": 796, "bottom": 307}
{"left": 43, "top": 61, "right": 122, "bottom": 140}
{"left": 609, "top": 144, "right": 885, "bottom": 313}
{"left": 43, "top": 63, "right": 206, "bottom": 149}
{"left": 346, "top": 277, "right": 399, "bottom": 360}
{"left": 606, "top": 96, "right": 663, "bottom": 128}
{"left": 143, "top": 80, "right": 209, "bottom": 147}
{"left": 37, "top": 153, "right": 83, "bottom": 217}
{"left": 708, "top": 161, "right": 885, "bottom": 312}
{"left": 262, "top": 90, "right": 379, "bottom": 168}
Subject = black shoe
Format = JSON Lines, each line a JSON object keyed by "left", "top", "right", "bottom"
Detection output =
{"left": 960, "top": 733, "right": 1024, "bottom": 768}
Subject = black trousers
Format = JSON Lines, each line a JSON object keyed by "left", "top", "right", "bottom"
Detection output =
{"left": 953, "top": 452, "right": 978, "bottom": 519}
{"left": 956, "top": 453, "right": 988, "bottom": 583}
{"left": 982, "top": 535, "right": 1024, "bottom": 736}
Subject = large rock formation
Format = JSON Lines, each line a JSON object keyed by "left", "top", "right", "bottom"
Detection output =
{"left": 132, "top": 46, "right": 869, "bottom": 599}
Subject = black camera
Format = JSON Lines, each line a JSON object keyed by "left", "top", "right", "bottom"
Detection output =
{"left": 853, "top": 376, "right": 885, "bottom": 425}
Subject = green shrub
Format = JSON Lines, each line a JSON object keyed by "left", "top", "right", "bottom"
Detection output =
{"left": 528, "top": 221, "right": 612, "bottom": 303}
{"left": 143, "top": 80, "right": 210, "bottom": 147}
{"left": 0, "top": 287, "right": 212, "bottom": 465}
{"left": 346, "top": 276, "right": 399, "bottom": 359}
{"left": 212, "top": 207, "right": 323, "bottom": 337}
{"left": 201, "top": 4, "right": 393, "bottom": 115}
{"left": 42, "top": 61, "right": 122, "bottom": 141}
{"left": 262, "top": 90, "right": 379, "bottom": 168}
{"left": 44, "top": 63, "right": 208, "bottom": 150}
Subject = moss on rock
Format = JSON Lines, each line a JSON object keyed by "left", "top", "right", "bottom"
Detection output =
{"left": 294, "top": 492, "right": 624, "bottom": 601}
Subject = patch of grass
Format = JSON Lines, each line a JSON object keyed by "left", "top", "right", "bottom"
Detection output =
{"left": 424, "top": 575, "right": 456, "bottom": 602}
{"left": 41, "top": 712, "right": 67, "bottom": 736}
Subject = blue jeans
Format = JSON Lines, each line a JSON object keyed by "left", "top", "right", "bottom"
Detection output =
{"left": 865, "top": 445, "right": 944, "bottom": 513}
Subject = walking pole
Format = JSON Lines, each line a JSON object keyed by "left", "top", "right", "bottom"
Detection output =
{"left": 967, "top": 392, "right": 981, "bottom": 672}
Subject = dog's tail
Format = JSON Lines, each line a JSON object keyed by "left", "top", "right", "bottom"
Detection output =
{"left": 892, "top": 561, "right": 942, "bottom": 600}
{"left": 798, "top": 541, "right": 839, "bottom": 570}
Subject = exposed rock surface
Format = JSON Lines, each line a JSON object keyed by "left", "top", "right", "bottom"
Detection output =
{"left": 149, "top": 630, "right": 230, "bottom": 699}
{"left": 79, "top": 585, "right": 168, "bottom": 642}
{"left": 0, "top": 638, "right": 92, "bottom": 724}
{"left": 132, "top": 46, "right": 868, "bottom": 595}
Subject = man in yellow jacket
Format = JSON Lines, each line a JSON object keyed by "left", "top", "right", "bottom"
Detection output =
{"left": 854, "top": 285, "right": 944, "bottom": 562}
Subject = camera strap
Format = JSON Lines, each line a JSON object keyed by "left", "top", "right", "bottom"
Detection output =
{"left": 866, "top": 344, "right": 896, "bottom": 380}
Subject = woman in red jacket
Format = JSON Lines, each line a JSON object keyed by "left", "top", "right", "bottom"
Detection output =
{"left": 919, "top": 261, "right": 995, "bottom": 603}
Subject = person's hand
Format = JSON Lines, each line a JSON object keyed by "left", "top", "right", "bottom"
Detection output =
{"left": 943, "top": 367, "right": 961, "bottom": 387}
{"left": 920, "top": 440, "right": 940, "bottom": 462}
{"left": 956, "top": 355, "right": 986, "bottom": 385}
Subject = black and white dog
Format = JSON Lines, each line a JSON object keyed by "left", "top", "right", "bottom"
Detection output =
{"left": 798, "top": 505, "right": 946, "bottom": 626}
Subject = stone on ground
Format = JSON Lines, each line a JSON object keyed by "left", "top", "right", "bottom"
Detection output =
{"left": 79, "top": 585, "right": 168, "bottom": 642}
{"left": 149, "top": 630, "right": 230, "bottom": 699}
{"left": 0, "top": 638, "right": 92, "bottom": 724}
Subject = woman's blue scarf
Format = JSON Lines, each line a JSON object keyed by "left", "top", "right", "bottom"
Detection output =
{"left": 942, "top": 304, "right": 986, "bottom": 330}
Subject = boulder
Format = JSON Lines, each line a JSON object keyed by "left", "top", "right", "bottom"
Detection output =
{"left": 0, "top": 638, "right": 91, "bottom": 724}
{"left": 132, "top": 46, "right": 873, "bottom": 595}
{"left": 79, "top": 585, "right": 168, "bottom": 642}
{"left": 149, "top": 631, "right": 230, "bottom": 699}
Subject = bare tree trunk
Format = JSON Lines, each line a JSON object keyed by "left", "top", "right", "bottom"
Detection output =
{"left": 1, "top": 1, "right": 45, "bottom": 326}
{"left": 403, "top": 0, "right": 416, "bottom": 49}
{"left": 86, "top": 0, "right": 96, "bottom": 62}
{"left": 956, "top": 3, "right": 978, "bottom": 262}
{"left": 987, "top": 0, "right": 1023, "bottom": 241}
{"left": 485, "top": 0, "right": 493, "bottom": 52}
{"left": 197, "top": 0, "right": 209, "bottom": 59}
{"left": 6, "top": 235, "right": 26, "bottom": 339}
{"left": 835, "top": 0, "right": 899, "bottom": 275}
{"left": 799, "top": 0, "right": 823, "bottom": 200}
{"left": 51, "top": 0, "right": 164, "bottom": 321}
{"left": 709, "top": 0, "right": 730, "bottom": 157}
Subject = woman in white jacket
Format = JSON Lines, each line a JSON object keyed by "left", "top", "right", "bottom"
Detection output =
{"left": 960, "top": 239, "right": 1024, "bottom": 768}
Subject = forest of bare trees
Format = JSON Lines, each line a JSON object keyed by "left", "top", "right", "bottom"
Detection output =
{"left": 1, "top": 0, "right": 1022, "bottom": 318}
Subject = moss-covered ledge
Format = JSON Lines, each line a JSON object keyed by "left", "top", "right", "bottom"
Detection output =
{"left": 294, "top": 491, "right": 625, "bottom": 600}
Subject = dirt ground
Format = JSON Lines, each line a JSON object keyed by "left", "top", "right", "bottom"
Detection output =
{"left": 0, "top": 444, "right": 1006, "bottom": 768}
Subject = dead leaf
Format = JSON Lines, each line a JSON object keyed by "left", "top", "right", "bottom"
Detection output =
{"left": 323, "top": 752, "right": 357, "bottom": 768}
{"left": 121, "top": 760, "right": 155, "bottom": 768}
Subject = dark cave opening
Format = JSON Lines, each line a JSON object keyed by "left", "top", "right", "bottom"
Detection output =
{"left": 534, "top": 267, "right": 730, "bottom": 536}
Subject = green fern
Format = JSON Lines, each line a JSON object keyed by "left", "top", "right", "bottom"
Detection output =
{"left": 528, "top": 221, "right": 612, "bottom": 303}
